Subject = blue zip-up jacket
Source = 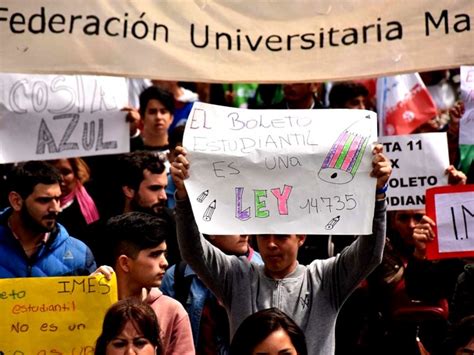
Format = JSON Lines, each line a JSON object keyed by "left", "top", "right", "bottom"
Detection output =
{"left": 0, "top": 208, "right": 97, "bottom": 278}
{"left": 161, "top": 247, "right": 263, "bottom": 354}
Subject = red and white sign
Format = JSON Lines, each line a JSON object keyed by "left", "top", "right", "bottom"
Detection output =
{"left": 377, "top": 73, "right": 438, "bottom": 135}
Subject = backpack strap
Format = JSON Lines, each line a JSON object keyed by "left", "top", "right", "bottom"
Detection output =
{"left": 173, "top": 261, "right": 192, "bottom": 307}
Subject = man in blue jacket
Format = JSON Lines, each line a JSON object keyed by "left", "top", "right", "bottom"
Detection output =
{"left": 0, "top": 161, "right": 97, "bottom": 277}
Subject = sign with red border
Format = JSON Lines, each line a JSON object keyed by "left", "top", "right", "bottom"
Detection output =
{"left": 426, "top": 184, "right": 474, "bottom": 260}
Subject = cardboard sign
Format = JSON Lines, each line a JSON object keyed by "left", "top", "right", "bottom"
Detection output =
{"left": 183, "top": 103, "right": 378, "bottom": 235}
{"left": 0, "top": 73, "right": 129, "bottom": 163}
{"left": 426, "top": 184, "right": 474, "bottom": 260}
{"left": 0, "top": 1, "right": 472, "bottom": 82}
{"left": 379, "top": 133, "right": 450, "bottom": 210}
{"left": 0, "top": 275, "right": 117, "bottom": 354}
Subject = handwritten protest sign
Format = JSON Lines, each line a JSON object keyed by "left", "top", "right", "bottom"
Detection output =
{"left": 183, "top": 103, "right": 378, "bottom": 235}
{"left": 460, "top": 66, "right": 474, "bottom": 146}
{"left": 0, "top": 275, "right": 117, "bottom": 354}
{"left": 0, "top": 73, "right": 129, "bottom": 163}
{"left": 378, "top": 133, "right": 450, "bottom": 210}
{"left": 426, "top": 184, "right": 474, "bottom": 260}
{"left": 0, "top": 1, "right": 472, "bottom": 83}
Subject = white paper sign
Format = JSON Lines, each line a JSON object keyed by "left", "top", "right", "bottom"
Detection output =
{"left": 378, "top": 133, "right": 449, "bottom": 211}
{"left": 435, "top": 191, "right": 474, "bottom": 253}
{"left": 183, "top": 103, "right": 378, "bottom": 235}
{"left": 460, "top": 66, "right": 474, "bottom": 145}
{"left": 0, "top": 74, "right": 129, "bottom": 163}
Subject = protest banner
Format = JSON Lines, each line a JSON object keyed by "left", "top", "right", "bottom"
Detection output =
{"left": 378, "top": 133, "right": 450, "bottom": 211}
{"left": 183, "top": 103, "right": 378, "bottom": 235}
{"left": 0, "top": 1, "right": 472, "bottom": 82}
{"left": 0, "top": 73, "right": 129, "bottom": 164}
{"left": 0, "top": 274, "right": 118, "bottom": 354}
{"left": 459, "top": 66, "right": 474, "bottom": 174}
{"left": 425, "top": 184, "right": 474, "bottom": 260}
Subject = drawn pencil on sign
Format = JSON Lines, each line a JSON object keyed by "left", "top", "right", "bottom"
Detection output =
{"left": 203, "top": 200, "right": 217, "bottom": 222}
{"left": 325, "top": 216, "right": 341, "bottom": 230}
{"left": 318, "top": 116, "right": 371, "bottom": 184}
{"left": 197, "top": 189, "right": 209, "bottom": 203}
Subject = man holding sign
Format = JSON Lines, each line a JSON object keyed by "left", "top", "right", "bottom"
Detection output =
{"left": 171, "top": 144, "right": 391, "bottom": 355}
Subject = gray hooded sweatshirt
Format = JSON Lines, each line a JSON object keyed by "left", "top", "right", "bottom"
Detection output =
{"left": 176, "top": 197, "right": 386, "bottom": 355}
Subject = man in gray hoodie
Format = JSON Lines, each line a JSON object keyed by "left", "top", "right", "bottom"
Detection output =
{"left": 171, "top": 144, "right": 391, "bottom": 355}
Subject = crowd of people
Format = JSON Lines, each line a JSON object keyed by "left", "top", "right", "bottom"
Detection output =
{"left": 1, "top": 71, "right": 473, "bottom": 355}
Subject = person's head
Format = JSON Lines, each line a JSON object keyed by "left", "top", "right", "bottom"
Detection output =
{"left": 7, "top": 161, "right": 62, "bottom": 233}
{"left": 139, "top": 86, "right": 174, "bottom": 137}
{"left": 390, "top": 209, "right": 425, "bottom": 246}
{"left": 207, "top": 235, "right": 250, "bottom": 256}
{"left": 282, "top": 83, "right": 319, "bottom": 109}
{"left": 48, "top": 158, "right": 91, "bottom": 196}
{"left": 230, "top": 308, "right": 307, "bottom": 355}
{"left": 107, "top": 212, "right": 170, "bottom": 290}
{"left": 95, "top": 298, "right": 162, "bottom": 355}
{"left": 256, "top": 234, "right": 306, "bottom": 279}
{"left": 329, "top": 81, "right": 369, "bottom": 109}
{"left": 166, "top": 125, "right": 185, "bottom": 164}
{"left": 118, "top": 151, "right": 167, "bottom": 216}
{"left": 439, "top": 316, "right": 474, "bottom": 355}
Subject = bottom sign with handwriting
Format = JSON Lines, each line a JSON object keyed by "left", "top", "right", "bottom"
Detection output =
{"left": 0, "top": 275, "right": 118, "bottom": 354}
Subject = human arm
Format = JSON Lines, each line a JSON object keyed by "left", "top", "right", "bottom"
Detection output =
{"left": 122, "top": 106, "right": 141, "bottom": 137}
{"left": 319, "top": 145, "right": 390, "bottom": 307}
{"left": 447, "top": 101, "right": 464, "bottom": 165}
{"left": 171, "top": 147, "right": 249, "bottom": 302}
{"left": 84, "top": 246, "right": 98, "bottom": 275}
{"left": 446, "top": 165, "right": 467, "bottom": 186}
{"left": 405, "top": 214, "right": 466, "bottom": 301}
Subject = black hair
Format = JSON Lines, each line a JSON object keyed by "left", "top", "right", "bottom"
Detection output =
{"left": 117, "top": 151, "right": 165, "bottom": 191}
{"left": 438, "top": 316, "right": 474, "bottom": 354}
{"left": 230, "top": 308, "right": 307, "bottom": 355}
{"left": 7, "top": 161, "right": 61, "bottom": 199}
{"left": 329, "top": 82, "right": 369, "bottom": 108}
{"left": 95, "top": 298, "right": 163, "bottom": 355}
{"left": 106, "top": 212, "right": 170, "bottom": 265}
{"left": 139, "top": 86, "right": 175, "bottom": 118}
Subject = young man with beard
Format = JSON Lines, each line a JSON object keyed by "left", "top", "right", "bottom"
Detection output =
{"left": 119, "top": 151, "right": 168, "bottom": 216}
{"left": 0, "top": 161, "right": 97, "bottom": 277}
{"left": 85, "top": 151, "right": 180, "bottom": 266}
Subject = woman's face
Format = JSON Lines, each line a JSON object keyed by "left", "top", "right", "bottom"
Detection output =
{"left": 52, "top": 159, "right": 76, "bottom": 196}
{"left": 105, "top": 321, "right": 156, "bottom": 355}
{"left": 252, "top": 328, "right": 298, "bottom": 355}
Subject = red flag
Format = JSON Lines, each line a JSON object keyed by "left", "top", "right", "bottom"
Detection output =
{"left": 377, "top": 73, "right": 438, "bottom": 135}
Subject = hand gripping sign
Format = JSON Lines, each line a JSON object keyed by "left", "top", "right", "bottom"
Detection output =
{"left": 183, "top": 103, "right": 378, "bottom": 235}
